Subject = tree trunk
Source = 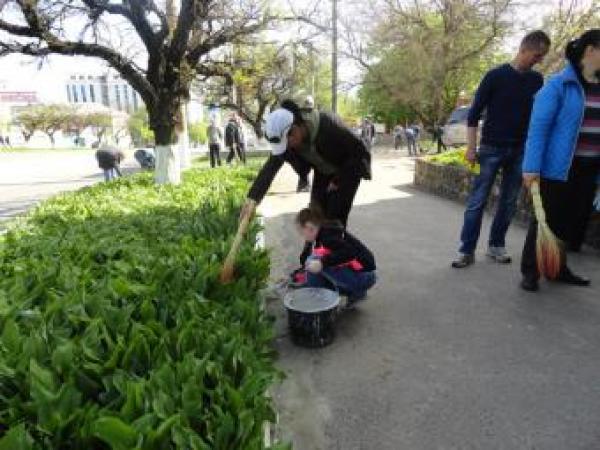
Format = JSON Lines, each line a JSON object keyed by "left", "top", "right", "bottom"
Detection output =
{"left": 178, "top": 104, "right": 191, "bottom": 169}
{"left": 150, "top": 108, "right": 181, "bottom": 185}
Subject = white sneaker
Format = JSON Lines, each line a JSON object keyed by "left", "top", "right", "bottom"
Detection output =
{"left": 486, "top": 246, "right": 512, "bottom": 264}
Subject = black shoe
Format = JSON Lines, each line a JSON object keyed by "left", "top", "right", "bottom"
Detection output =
{"left": 520, "top": 277, "right": 539, "bottom": 292}
{"left": 556, "top": 268, "right": 591, "bottom": 287}
{"left": 451, "top": 253, "right": 474, "bottom": 269}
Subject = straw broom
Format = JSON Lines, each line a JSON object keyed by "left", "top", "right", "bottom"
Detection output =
{"left": 219, "top": 200, "right": 256, "bottom": 284}
{"left": 530, "top": 181, "right": 563, "bottom": 280}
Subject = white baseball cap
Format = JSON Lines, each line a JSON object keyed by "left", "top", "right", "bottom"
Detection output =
{"left": 265, "top": 109, "right": 294, "bottom": 155}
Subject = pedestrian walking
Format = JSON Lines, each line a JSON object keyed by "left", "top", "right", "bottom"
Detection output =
{"left": 405, "top": 127, "right": 417, "bottom": 156}
{"left": 235, "top": 117, "right": 247, "bottom": 164}
{"left": 96, "top": 145, "right": 124, "bottom": 181}
{"left": 0, "top": 136, "right": 4, "bottom": 147}
{"left": 393, "top": 124, "right": 404, "bottom": 150}
{"left": 411, "top": 124, "right": 422, "bottom": 154}
{"left": 225, "top": 114, "right": 245, "bottom": 165}
{"left": 6, "top": 136, "right": 11, "bottom": 147}
{"left": 239, "top": 99, "right": 371, "bottom": 228}
{"left": 452, "top": 30, "right": 550, "bottom": 269}
{"left": 433, "top": 124, "right": 447, "bottom": 153}
{"left": 520, "top": 29, "right": 600, "bottom": 292}
{"left": 207, "top": 120, "right": 223, "bottom": 168}
{"left": 361, "top": 118, "right": 376, "bottom": 151}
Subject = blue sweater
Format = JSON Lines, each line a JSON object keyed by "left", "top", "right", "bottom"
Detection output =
{"left": 522, "top": 64, "right": 598, "bottom": 183}
{"left": 468, "top": 64, "right": 544, "bottom": 147}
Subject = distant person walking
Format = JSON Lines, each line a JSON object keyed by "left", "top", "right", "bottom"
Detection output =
{"left": 235, "top": 117, "right": 247, "bottom": 164}
{"left": 412, "top": 125, "right": 423, "bottom": 153}
{"left": 405, "top": 126, "right": 417, "bottom": 156}
{"left": 433, "top": 124, "right": 447, "bottom": 153}
{"left": 520, "top": 29, "right": 600, "bottom": 292}
{"left": 96, "top": 145, "right": 124, "bottom": 181}
{"left": 225, "top": 114, "right": 245, "bottom": 165}
{"left": 452, "top": 30, "right": 550, "bottom": 269}
{"left": 0, "top": 136, "right": 4, "bottom": 147}
{"left": 207, "top": 120, "right": 223, "bottom": 168}
{"left": 361, "top": 118, "right": 376, "bottom": 151}
{"left": 393, "top": 124, "right": 404, "bottom": 150}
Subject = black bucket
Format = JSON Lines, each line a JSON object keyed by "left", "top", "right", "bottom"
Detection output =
{"left": 284, "top": 287, "right": 340, "bottom": 348}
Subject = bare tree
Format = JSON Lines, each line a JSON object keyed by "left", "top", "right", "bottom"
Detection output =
{"left": 0, "top": 0, "right": 272, "bottom": 183}
{"left": 351, "top": 0, "right": 515, "bottom": 127}
{"left": 201, "top": 40, "right": 313, "bottom": 137}
{"left": 538, "top": 0, "right": 600, "bottom": 74}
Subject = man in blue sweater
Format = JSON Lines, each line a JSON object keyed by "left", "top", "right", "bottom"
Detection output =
{"left": 452, "top": 31, "right": 551, "bottom": 268}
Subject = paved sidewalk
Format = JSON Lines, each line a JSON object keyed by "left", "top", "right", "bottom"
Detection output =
{"left": 261, "top": 155, "right": 600, "bottom": 450}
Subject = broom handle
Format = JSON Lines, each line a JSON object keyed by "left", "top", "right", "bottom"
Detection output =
{"left": 223, "top": 202, "right": 256, "bottom": 266}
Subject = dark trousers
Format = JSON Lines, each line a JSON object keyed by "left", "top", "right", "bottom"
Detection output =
{"left": 521, "top": 157, "right": 600, "bottom": 279}
{"left": 437, "top": 137, "right": 447, "bottom": 154}
{"left": 209, "top": 143, "right": 221, "bottom": 168}
{"left": 310, "top": 169, "right": 361, "bottom": 228}
{"left": 567, "top": 157, "right": 600, "bottom": 250}
{"left": 226, "top": 144, "right": 246, "bottom": 164}
{"left": 288, "top": 152, "right": 311, "bottom": 184}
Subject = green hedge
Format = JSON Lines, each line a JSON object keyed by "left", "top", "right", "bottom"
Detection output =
{"left": 425, "top": 148, "right": 480, "bottom": 174}
{"left": 0, "top": 167, "right": 281, "bottom": 449}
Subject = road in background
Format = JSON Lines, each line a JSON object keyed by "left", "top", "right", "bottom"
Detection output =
{"left": 0, "top": 150, "right": 138, "bottom": 228}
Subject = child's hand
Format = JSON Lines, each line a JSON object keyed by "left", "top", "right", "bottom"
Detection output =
{"left": 306, "top": 259, "right": 323, "bottom": 274}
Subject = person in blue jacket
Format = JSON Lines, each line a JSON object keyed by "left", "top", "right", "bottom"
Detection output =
{"left": 520, "top": 29, "right": 600, "bottom": 292}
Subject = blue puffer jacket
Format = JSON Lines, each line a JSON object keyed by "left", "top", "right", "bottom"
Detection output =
{"left": 522, "top": 63, "right": 596, "bottom": 182}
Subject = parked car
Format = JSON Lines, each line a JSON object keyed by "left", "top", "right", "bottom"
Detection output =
{"left": 442, "top": 106, "right": 483, "bottom": 147}
{"left": 134, "top": 147, "right": 155, "bottom": 169}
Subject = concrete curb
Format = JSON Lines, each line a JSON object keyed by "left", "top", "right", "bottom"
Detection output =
{"left": 256, "top": 215, "right": 277, "bottom": 448}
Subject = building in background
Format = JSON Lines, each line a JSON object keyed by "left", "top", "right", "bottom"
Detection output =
{"left": 65, "top": 71, "right": 141, "bottom": 113}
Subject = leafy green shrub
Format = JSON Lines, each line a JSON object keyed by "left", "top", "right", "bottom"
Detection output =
{"left": 0, "top": 166, "right": 278, "bottom": 449}
{"left": 426, "top": 148, "right": 480, "bottom": 174}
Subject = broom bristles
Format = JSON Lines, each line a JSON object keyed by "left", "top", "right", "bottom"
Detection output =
{"left": 531, "top": 182, "right": 563, "bottom": 280}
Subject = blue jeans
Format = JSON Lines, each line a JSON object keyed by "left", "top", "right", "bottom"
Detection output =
{"left": 103, "top": 167, "right": 121, "bottom": 182}
{"left": 306, "top": 267, "right": 377, "bottom": 299}
{"left": 459, "top": 145, "right": 523, "bottom": 255}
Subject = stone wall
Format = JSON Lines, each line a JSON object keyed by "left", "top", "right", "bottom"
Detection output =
{"left": 414, "top": 158, "right": 600, "bottom": 250}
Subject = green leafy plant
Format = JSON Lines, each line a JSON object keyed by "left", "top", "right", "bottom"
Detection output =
{"left": 0, "top": 166, "right": 279, "bottom": 449}
{"left": 426, "top": 148, "right": 480, "bottom": 174}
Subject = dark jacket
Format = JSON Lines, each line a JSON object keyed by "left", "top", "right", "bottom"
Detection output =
{"left": 95, "top": 147, "right": 123, "bottom": 170}
{"left": 225, "top": 120, "right": 240, "bottom": 147}
{"left": 248, "top": 112, "right": 371, "bottom": 202}
{"left": 299, "top": 224, "right": 376, "bottom": 272}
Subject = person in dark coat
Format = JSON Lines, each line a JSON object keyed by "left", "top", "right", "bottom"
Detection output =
{"left": 295, "top": 208, "right": 376, "bottom": 306}
{"left": 96, "top": 145, "right": 124, "bottom": 181}
{"left": 225, "top": 114, "right": 245, "bottom": 165}
{"left": 241, "top": 100, "right": 371, "bottom": 227}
